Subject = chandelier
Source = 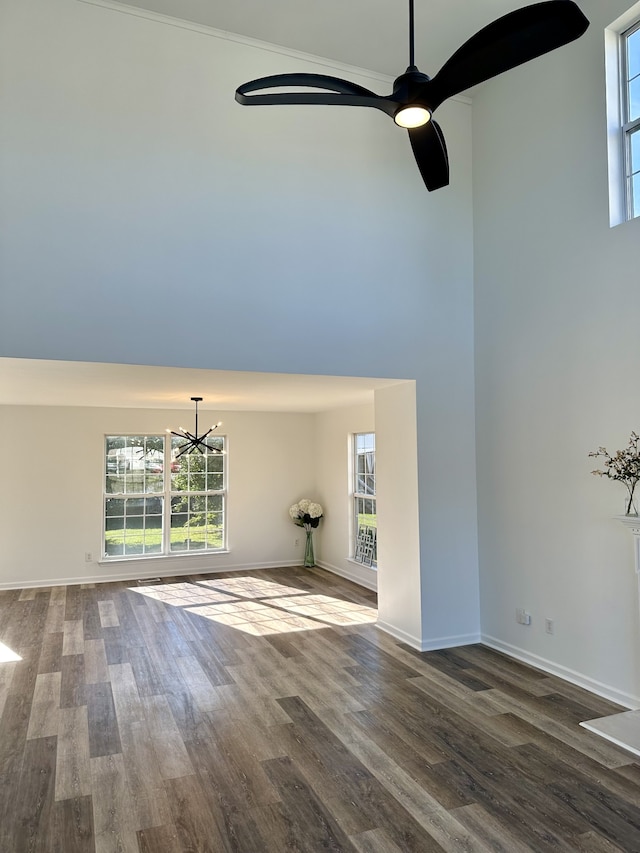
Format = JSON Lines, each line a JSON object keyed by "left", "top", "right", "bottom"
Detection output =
{"left": 167, "top": 397, "right": 222, "bottom": 458}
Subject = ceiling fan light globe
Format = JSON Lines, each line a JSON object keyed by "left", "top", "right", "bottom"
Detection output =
{"left": 394, "top": 106, "right": 431, "bottom": 128}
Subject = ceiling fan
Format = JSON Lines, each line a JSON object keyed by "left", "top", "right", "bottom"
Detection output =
{"left": 235, "top": 0, "right": 589, "bottom": 191}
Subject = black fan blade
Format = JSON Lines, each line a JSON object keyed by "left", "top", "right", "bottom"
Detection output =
{"left": 427, "top": 0, "right": 589, "bottom": 109}
{"left": 236, "top": 73, "right": 394, "bottom": 115}
{"left": 408, "top": 120, "right": 449, "bottom": 191}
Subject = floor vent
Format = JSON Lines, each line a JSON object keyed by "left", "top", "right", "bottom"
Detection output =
{"left": 136, "top": 577, "right": 162, "bottom": 584}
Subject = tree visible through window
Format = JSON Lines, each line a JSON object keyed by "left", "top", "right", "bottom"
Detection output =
{"left": 169, "top": 436, "right": 225, "bottom": 553}
{"left": 104, "top": 434, "right": 226, "bottom": 558}
{"left": 353, "top": 432, "right": 377, "bottom": 566}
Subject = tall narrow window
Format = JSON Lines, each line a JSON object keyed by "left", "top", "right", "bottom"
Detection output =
{"left": 623, "top": 20, "right": 640, "bottom": 219}
{"left": 353, "top": 432, "right": 377, "bottom": 566}
{"left": 104, "top": 434, "right": 226, "bottom": 558}
{"left": 170, "top": 435, "right": 225, "bottom": 553}
{"left": 104, "top": 435, "right": 165, "bottom": 558}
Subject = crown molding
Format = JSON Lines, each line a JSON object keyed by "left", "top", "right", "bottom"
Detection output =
{"left": 75, "top": 0, "right": 472, "bottom": 105}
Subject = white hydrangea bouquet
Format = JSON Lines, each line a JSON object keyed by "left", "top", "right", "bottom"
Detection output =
{"left": 289, "top": 498, "right": 324, "bottom": 567}
{"left": 289, "top": 498, "right": 324, "bottom": 530}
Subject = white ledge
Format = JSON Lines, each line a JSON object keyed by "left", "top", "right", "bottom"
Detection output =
{"left": 614, "top": 514, "right": 640, "bottom": 530}
{"left": 581, "top": 515, "right": 640, "bottom": 752}
{"left": 615, "top": 516, "right": 640, "bottom": 573}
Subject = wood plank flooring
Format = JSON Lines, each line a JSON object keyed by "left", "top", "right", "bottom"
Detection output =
{"left": 1, "top": 566, "right": 639, "bottom": 852}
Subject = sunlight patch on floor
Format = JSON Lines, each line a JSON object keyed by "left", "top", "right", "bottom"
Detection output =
{"left": 197, "top": 577, "right": 308, "bottom": 599}
{"left": 185, "top": 600, "right": 323, "bottom": 635}
{"left": 0, "top": 641, "right": 21, "bottom": 662}
{"left": 266, "top": 594, "right": 376, "bottom": 626}
{"left": 134, "top": 582, "right": 237, "bottom": 607}
{"left": 130, "top": 576, "right": 377, "bottom": 635}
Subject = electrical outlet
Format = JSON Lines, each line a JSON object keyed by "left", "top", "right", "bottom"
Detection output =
{"left": 516, "top": 608, "right": 531, "bottom": 625}
{"left": 294, "top": 538, "right": 300, "bottom": 546}
{"left": 545, "top": 618, "right": 554, "bottom": 635}
{"left": 84, "top": 552, "right": 92, "bottom": 562}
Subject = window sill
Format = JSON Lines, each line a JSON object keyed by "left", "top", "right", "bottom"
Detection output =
{"left": 98, "top": 550, "right": 230, "bottom": 566}
{"left": 347, "top": 558, "right": 377, "bottom": 571}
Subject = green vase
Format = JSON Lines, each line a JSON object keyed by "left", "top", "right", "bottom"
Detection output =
{"left": 303, "top": 530, "right": 315, "bottom": 567}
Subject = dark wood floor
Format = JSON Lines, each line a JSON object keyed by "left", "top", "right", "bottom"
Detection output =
{"left": 1, "top": 567, "right": 639, "bottom": 852}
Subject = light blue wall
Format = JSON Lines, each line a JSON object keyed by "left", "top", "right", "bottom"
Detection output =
{"left": 473, "top": 0, "right": 640, "bottom": 703}
{"left": 0, "top": 0, "right": 479, "bottom": 645}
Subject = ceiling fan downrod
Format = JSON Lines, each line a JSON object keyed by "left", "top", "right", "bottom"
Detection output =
{"left": 408, "top": 0, "right": 416, "bottom": 68}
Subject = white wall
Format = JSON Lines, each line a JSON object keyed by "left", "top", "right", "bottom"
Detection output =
{"left": 0, "top": 0, "right": 479, "bottom": 646}
{"left": 0, "top": 405, "right": 315, "bottom": 585}
{"left": 375, "top": 382, "right": 423, "bottom": 646}
{"left": 473, "top": 0, "right": 640, "bottom": 704}
{"left": 315, "top": 402, "right": 376, "bottom": 590}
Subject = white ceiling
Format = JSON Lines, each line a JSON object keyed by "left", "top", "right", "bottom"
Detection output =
{"left": 112, "top": 0, "right": 528, "bottom": 80}
{"left": 0, "top": 358, "right": 403, "bottom": 412}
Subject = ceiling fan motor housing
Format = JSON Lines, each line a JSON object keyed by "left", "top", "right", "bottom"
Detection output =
{"left": 392, "top": 67, "right": 433, "bottom": 121}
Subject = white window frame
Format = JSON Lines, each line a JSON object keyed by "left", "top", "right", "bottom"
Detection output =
{"left": 622, "top": 20, "right": 640, "bottom": 219}
{"left": 168, "top": 434, "right": 226, "bottom": 555}
{"left": 606, "top": 3, "right": 640, "bottom": 226}
{"left": 352, "top": 432, "right": 377, "bottom": 567}
{"left": 103, "top": 433, "right": 227, "bottom": 559}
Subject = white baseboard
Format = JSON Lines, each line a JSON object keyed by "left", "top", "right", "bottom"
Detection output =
{"left": 418, "top": 632, "right": 483, "bottom": 652}
{"left": 376, "top": 620, "right": 481, "bottom": 652}
{"left": 482, "top": 634, "right": 640, "bottom": 710}
{"left": 0, "top": 559, "right": 302, "bottom": 590}
{"left": 316, "top": 560, "right": 377, "bottom": 592}
{"left": 376, "top": 619, "right": 424, "bottom": 649}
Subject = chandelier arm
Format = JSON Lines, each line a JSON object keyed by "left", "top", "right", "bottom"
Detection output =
{"left": 173, "top": 438, "right": 212, "bottom": 457}
{"left": 170, "top": 429, "right": 195, "bottom": 440}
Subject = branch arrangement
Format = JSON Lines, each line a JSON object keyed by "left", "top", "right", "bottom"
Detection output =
{"left": 589, "top": 431, "right": 640, "bottom": 516}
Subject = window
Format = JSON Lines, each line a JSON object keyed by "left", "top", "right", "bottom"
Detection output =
{"left": 607, "top": 6, "right": 640, "bottom": 225}
{"left": 623, "top": 20, "right": 640, "bottom": 219}
{"left": 104, "top": 434, "right": 226, "bottom": 558}
{"left": 352, "top": 432, "right": 377, "bottom": 566}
